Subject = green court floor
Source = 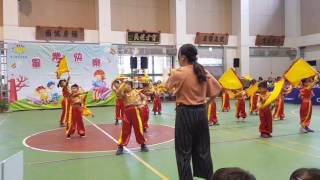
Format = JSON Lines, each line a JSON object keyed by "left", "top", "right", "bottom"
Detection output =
{"left": 0, "top": 101, "right": 320, "bottom": 180}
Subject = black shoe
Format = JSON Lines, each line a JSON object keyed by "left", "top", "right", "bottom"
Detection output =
{"left": 141, "top": 144, "right": 149, "bottom": 152}
{"left": 154, "top": 112, "right": 156, "bottom": 115}
{"left": 159, "top": 112, "right": 161, "bottom": 115}
{"left": 80, "top": 134, "right": 86, "bottom": 138}
{"left": 66, "top": 135, "right": 71, "bottom": 139}
{"left": 260, "top": 133, "right": 269, "bottom": 138}
{"left": 116, "top": 146, "right": 124, "bottom": 155}
{"left": 115, "top": 120, "right": 119, "bottom": 125}
{"left": 305, "top": 127, "right": 315, "bottom": 133}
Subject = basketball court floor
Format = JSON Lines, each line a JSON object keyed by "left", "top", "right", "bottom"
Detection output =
{"left": 0, "top": 101, "right": 319, "bottom": 180}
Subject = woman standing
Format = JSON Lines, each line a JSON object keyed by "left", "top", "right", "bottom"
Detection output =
{"left": 166, "top": 44, "right": 221, "bottom": 180}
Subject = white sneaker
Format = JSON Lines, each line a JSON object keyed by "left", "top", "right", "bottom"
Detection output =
{"left": 300, "top": 127, "right": 308, "bottom": 133}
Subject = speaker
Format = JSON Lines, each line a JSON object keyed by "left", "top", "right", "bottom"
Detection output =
{"left": 307, "top": 60, "right": 317, "bottom": 66}
{"left": 130, "top": 56, "right": 137, "bottom": 69}
{"left": 233, "top": 58, "right": 240, "bottom": 68}
{"left": 141, "top": 56, "right": 148, "bottom": 69}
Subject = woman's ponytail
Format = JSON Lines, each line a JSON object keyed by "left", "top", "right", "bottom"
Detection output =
{"left": 179, "top": 44, "right": 207, "bottom": 83}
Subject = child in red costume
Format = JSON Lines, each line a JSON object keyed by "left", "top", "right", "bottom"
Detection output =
{"left": 235, "top": 89, "right": 247, "bottom": 121}
{"left": 66, "top": 84, "right": 87, "bottom": 139}
{"left": 140, "top": 83, "right": 151, "bottom": 132}
{"left": 273, "top": 78, "right": 292, "bottom": 121}
{"left": 257, "top": 81, "right": 273, "bottom": 138}
{"left": 112, "top": 80, "right": 125, "bottom": 125}
{"left": 249, "top": 80, "right": 259, "bottom": 115}
{"left": 58, "top": 76, "right": 71, "bottom": 127}
{"left": 115, "top": 79, "right": 149, "bottom": 155}
{"left": 299, "top": 77, "right": 316, "bottom": 133}
{"left": 221, "top": 89, "right": 231, "bottom": 112}
{"left": 208, "top": 98, "right": 219, "bottom": 126}
{"left": 152, "top": 82, "right": 163, "bottom": 115}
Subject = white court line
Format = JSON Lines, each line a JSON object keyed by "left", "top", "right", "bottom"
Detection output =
{"left": 83, "top": 117, "right": 170, "bottom": 180}
{"left": 22, "top": 123, "right": 174, "bottom": 154}
{"left": 0, "top": 114, "right": 9, "bottom": 127}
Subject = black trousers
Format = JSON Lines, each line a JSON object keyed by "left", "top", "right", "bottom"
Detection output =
{"left": 175, "top": 105, "right": 213, "bottom": 180}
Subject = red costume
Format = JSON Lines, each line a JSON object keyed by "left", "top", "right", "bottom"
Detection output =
{"left": 208, "top": 102, "right": 218, "bottom": 124}
{"left": 60, "top": 87, "right": 71, "bottom": 125}
{"left": 66, "top": 93, "right": 86, "bottom": 137}
{"left": 140, "top": 89, "right": 150, "bottom": 130}
{"left": 152, "top": 94, "right": 162, "bottom": 114}
{"left": 117, "top": 87, "right": 146, "bottom": 147}
{"left": 115, "top": 98, "right": 125, "bottom": 120}
{"left": 235, "top": 91, "right": 247, "bottom": 119}
{"left": 222, "top": 91, "right": 230, "bottom": 112}
{"left": 273, "top": 94, "right": 285, "bottom": 120}
{"left": 118, "top": 106, "right": 146, "bottom": 146}
{"left": 299, "top": 88, "right": 314, "bottom": 128}
{"left": 259, "top": 105, "right": 273, "bottom": 134}
{"left": 250, "top": 93, "right": 259, "bottom": 114}
{"left": 258, "top": 92, "right": 273, "bottom": 136}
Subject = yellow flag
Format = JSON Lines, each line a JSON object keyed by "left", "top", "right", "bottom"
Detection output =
{"left": 284, "top": 58, "right": 317, "bottom": 87}
{"left": 56, "top": 56, "right": 70, "bottom": 79}
{"left": 261, "top": 79, "right": 285, "bottom": 109}
{"left": 219, "top": 68, "right": 243, "bottom": 90}
{"left": 83, "top": 107, "right": 93, "bottom": 117}
{"left": 229, "top": 91, "right": 236, "bottom": 99}
{"left": 82, "top": 93, "right": 93, "bottom": 117}
{"left": 246, "top": 83, "right": 259, "bottom": 97}
{"left": 243, "top": 75, "right": 253, "bottom": 81}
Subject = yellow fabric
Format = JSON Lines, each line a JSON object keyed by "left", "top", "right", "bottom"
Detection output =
{"left": 229, "top": 91, "right": 236, "bottom": 99}
{"left": 66, "top": 106, "right": 73, "bottom": 135}
{"left": 207, "top": 104, "right": 212, "bottom": 120}
{"left": 219, "top": 68, "right": 243, "bottom": 90}
{"left": 246, "top": 83, "right": 259, "bottom": 97}
{"left": 56, "top": 56, "right": 70, "bottom": 79}
{"left": 261, "top": 79, "right": 285, "bottom": 109}
{"left": 243, "top": 75, "right": 253, "bottom": 81}
{"left": 82, "top": 107, "right": 93, "bottom": 117}
{"left": 284, "top": 58, "right": 317, "bottom": 87}
{"left": 82, "top": 94, "right": 93, "bottom": 117}
{"left": 135, "top": 107, "right": 144, "bottom": 135}
{"left": 118, "top": 131, "right": 123, "bottom": 145}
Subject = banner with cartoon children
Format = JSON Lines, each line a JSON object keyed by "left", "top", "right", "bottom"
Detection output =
{"left": 7, "top": 42, "right": 118, "bottom": 111}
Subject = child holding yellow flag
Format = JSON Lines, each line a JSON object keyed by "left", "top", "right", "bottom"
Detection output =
{"left": 234, "top": 89, "right": 247, "bottom": 121}
{"left": 257, "top": 81, "right": 273, "bottom": 138}
{"left": 299, "top": 77, "right": 316, "bottom": 133}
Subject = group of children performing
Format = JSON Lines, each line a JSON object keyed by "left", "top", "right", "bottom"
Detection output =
{"left": 208, "top": 76, "right": 317, "bottom": 138}
{"left": 57, "top": 74, "right": 164, "bottom": 155}
{"left": 56, "top": 70, "right": 318, "bottom": 154}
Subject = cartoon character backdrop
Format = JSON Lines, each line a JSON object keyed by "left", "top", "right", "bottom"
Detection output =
{"left": 7, "top": 43, "right": 118, "bottom": 111}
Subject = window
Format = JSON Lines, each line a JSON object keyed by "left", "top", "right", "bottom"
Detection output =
{"left": 118, "top": 55, "right": 173, "bottom": 82}
{"left": 198, "top": 58, "right": 223, "bottom": 66}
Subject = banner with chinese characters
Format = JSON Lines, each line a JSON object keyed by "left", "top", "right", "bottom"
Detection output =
{"left": 127, "top": 30, "right": 161, "bottom": 44}
{"left": 36, "top": 26, "right": 85, "bottom": 41}
{"left": 7, "top": 42, "right": 118, "bottom": 111}
{"left": 195, "top": 32, "right": 229, "bottom": 45}
{"left": 255, "top": 35, "right": 285, "bottom": 46}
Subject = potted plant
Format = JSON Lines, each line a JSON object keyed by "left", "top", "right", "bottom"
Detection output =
{"left": 0, "top": 99, "right": 8, "bottom": 112}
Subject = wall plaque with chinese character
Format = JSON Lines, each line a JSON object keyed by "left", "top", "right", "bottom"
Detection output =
{"left": 195, "top": 32, "right": 229, "bottom": 45}
{"left": 36, "top": 26, "right": 84, "bottom": 41}
{"left": 127, "top": 30, "right": 161, "bottom": 44}
{"left": 255, "top": 35, "right": 285, "bottom": 46}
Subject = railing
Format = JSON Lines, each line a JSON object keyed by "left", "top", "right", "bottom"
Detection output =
{"left": 0, "top": 151, "right": 23, "bottom": 180}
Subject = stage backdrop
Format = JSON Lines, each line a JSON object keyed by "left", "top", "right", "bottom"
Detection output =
{"left": 7, "top": 42, "right": 118, "bottom": 111}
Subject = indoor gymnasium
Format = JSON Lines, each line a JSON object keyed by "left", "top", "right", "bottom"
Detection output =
{"left": 0, "top": 0, "right": 320, "bottom": 180}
